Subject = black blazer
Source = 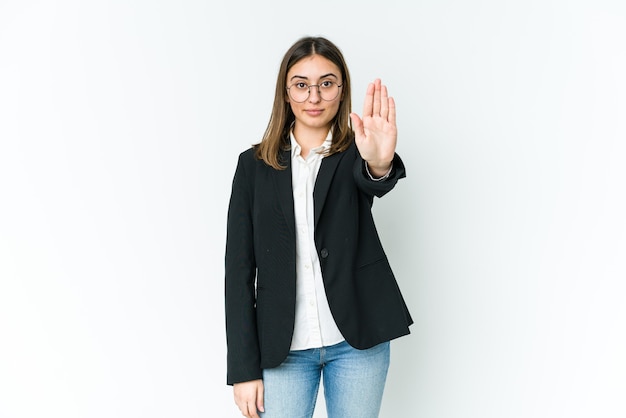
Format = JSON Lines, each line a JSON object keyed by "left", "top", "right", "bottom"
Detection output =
{"left": 225, "top": 142, "right": 412, "bottom": 385}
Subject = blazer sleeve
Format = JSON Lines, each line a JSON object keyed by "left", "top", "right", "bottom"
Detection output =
{"left": 353, "top": 150, "right": 407, "bottom": 198}
{"left": 225, "top": 151, "right": 262, "bottom": 385}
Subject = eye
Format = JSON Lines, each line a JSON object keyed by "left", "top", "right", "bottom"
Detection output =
{"left": 320, "top": 80, "right": 334, "bottom": 88}
{"left": 294, "top": 82, "right": 308, "bottom": 89}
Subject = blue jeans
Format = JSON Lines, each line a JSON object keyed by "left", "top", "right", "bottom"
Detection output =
{"left": 260, "top": 340, "right": 390, "bottom": 418}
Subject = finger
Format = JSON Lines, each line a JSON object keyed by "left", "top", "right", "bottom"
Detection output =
{"left": 248, "top": 403, "right": 260, "bottom": 418}
{"left": 241, "top": 402, "right": 258, "bottom": 418}
{"left": 388, "top": 96, "right": 396, "bottom": 126}
{"left": 257, "top": 381, "right": 265, "bottom": 413}
{"left": 237, "top": 399, "right": 249, "bottom": 417}
{"left": 235, "top": 395, "right": 254, "bottom": 418}
{"left": 380, "top": 84, "right": 389, "bottom": 120}
{"left": 350, "top": 113, "right": 365, "bottom": 140}
{"left": 362, "top": 82, "right": 374, "bottom": 118}
{"left": 372, "top": 79, "right": 381, "bottom": 116}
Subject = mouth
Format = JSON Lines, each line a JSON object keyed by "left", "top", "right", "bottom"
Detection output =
{"left": 305, "top": 109, "right": 323, "bottom": 116}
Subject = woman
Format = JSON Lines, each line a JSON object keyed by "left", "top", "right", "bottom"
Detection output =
{"left": 225, "top": 36, "right": 412, "bottom": 418}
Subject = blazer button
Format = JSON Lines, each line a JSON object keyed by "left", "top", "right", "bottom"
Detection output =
{"left": 320, "top": 248, "right": 329, "bottom": 258}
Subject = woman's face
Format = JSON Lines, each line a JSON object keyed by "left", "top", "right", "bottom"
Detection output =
{"left": 286, "top": 54, "right": 343, "bottom": 135}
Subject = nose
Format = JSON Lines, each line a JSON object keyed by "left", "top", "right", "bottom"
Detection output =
{"left": 308, "top": 85, "right": 321, "bottom": 103}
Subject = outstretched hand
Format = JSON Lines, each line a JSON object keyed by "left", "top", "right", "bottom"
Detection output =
{"left": 350, "top": 79, "right": 397, "bottom": 177}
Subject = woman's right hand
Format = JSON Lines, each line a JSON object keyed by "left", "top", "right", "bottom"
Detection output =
{"left": 233, "top": 379, "right": 265, "bottom": 417}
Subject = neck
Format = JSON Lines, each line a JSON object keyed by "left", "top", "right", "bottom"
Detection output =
{"left": 292, "top": 124, "right": 329, "bottom": 158}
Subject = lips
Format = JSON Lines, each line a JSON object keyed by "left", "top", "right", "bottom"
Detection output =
{"left": 305, "top": 109, "right": 323, "bottom": 116}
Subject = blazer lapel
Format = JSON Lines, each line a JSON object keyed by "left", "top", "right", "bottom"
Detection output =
{"left": 313, "top": 150, "right": 346, "bottom": 228}
{"left": 273, "top": 149, "right": 296, "bottom": 236}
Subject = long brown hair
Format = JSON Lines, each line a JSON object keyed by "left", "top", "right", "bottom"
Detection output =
{"left": 255, "top": 36, "right": 354, "bottom": 170}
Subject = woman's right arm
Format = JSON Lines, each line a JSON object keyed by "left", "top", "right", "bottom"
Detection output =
{"left": 225, "top": 151, "right": 263, "bottom": 385}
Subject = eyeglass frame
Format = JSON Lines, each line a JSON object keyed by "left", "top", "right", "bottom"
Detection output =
{"left": 286, "top": 81, "right": 343, "bottom": 103}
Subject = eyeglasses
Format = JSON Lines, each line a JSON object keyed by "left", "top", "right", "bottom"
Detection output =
{"left": 286, "top": 81, "right": 343, "bottom": 103}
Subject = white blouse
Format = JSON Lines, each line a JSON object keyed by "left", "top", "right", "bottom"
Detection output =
{"left": 289, "top": 130, "right": 345, "bottom": 350}
{"left": 290, "top": 132, "right": 344, "bottom": 350}
{"left": 287, "top": 129, "right": 392, "bottom": 350}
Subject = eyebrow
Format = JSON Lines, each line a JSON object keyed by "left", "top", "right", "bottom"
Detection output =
{"left": 289, "top": 73, "right": 338, "bottom": 81}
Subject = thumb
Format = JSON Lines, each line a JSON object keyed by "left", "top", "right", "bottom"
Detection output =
{"left": 350, "top": 113, "right": 364, "bottom": 139}
{"left": 257, "top": 381, "right": 265, "bottom": 412}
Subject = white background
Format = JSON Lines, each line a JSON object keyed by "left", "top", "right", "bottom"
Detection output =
{"left": 1, "top": 1, "right": 625, "bottom": 417}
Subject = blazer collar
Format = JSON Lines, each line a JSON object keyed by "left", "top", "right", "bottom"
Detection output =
{"left": 273, "top": 146, "right": 347, "bottom": 232}
{"left": 313, "top": 149, "right": 345, "bottom": 228}
{"left": 273, "top": 149, "right": 295, "bottom": 237}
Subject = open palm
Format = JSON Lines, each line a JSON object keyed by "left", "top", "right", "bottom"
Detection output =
{"left": 350, "top": 78, "right": 397, "bottom": 176}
